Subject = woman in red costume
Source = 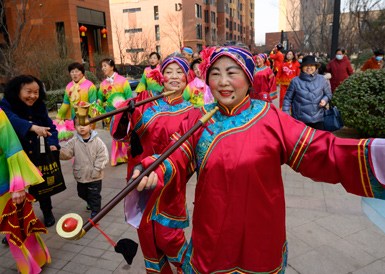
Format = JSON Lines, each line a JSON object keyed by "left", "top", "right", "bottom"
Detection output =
{"left": 110, "top": 54, "right": 193, "bottom": 273}
{"left": 135, "top": 46, "right": 385, "bottom": 273}
{"left": 276, "top": 50, "right": 300, "bottom": 108}
{"left": 252, "top": 53, "right": 277, "bottom": 102}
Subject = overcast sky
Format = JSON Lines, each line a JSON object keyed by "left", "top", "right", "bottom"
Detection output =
{"left": 254, "top": 0, "right": 280, "bottom": 45}
{"left": 254, "top": 0, "right": 354, "bottom": 45}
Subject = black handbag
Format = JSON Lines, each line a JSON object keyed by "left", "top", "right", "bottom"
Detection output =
{"left": 324, "top": 105, "right": 344, "bottom": 132}
{"left": 29, "top": 137, "right": 66, "bottom": 200}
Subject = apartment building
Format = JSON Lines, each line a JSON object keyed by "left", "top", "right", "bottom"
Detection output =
{"left": 110, "top": 0, "right": 255, "bottom": 64}
{"left": 1, "top": 0, "right": 113, "bottom": 72}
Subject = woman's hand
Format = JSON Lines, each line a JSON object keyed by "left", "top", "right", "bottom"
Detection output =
{"left": 319, "top": 99, "right": 327, "bottom": 107}
{"left": 50, "top": 145, "right": 58, "bottom": 151}
{"left": 30, "top": 125, "right": 52, "bottom": 137}
{"left": 11, "top": 190, "right": 26, "bottom": 204}
{"left": 134, "top": 170, "right": 158, "bottom": 192}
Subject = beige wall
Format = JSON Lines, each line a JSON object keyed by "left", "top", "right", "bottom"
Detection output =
{"left": 110, "top": 0, "right": 185, "bottom": 64}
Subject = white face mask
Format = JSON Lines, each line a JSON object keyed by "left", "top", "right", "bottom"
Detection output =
{"left": 336, "top": 54, "right": 343, "bottom": 60}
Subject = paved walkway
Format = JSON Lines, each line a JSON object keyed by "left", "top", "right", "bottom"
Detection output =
{"left": 1, "top": 127, "right": 385, "bottom": 274}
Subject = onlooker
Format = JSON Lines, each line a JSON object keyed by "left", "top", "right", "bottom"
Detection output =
{"left": 326, "top": 48, "right": 354, "bottom": 92}
{"left": 269, "top": 43, "right": 284, "bottom": 75}
{"left": 135, "top": 52, "right": 163, "bottom": 94}
{"left": 297, "top": 52, "right": 305, "bottom": 64}
{"left": 183, "top": 58, "right": 214, "bottom": 106}
{"left": 59, "top": 117, "right": 109, "bottom": 218}
{"left": 361, "top": 49, "right": 384, "bottom": 71}
{"left": 276, "top": 50, "right": 300, "bottom": 108}
{"left": 282, "top": 55, "right": 332, "bottom": 130}
{"left": 252, "top": 53, "right": 277, "bottom": 102}
{"left": 0, "top": 107, "right": 51, "bottom": 274}
{"left": 0, "top": 75, "right": 60, "bottom": 227}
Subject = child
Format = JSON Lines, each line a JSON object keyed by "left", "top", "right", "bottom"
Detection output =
{"left": 60, "top": 117, "right": 109, "bottom": 218}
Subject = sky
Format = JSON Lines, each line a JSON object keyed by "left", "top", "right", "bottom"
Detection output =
{"left": 254, "top": 0, "right": 280, "bottom": 45}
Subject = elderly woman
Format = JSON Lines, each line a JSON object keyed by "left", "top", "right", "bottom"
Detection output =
{"left": 135, "top": 46, "right": 385, "bottom": 273}
{"left": 111, "top": 53, "right": 194, "bottom": 273}
{"left": 282, "top": 55, "right": 332, "bottom": 130}
{"left": 0, "top": 108, "right": 50, "bottom": 274}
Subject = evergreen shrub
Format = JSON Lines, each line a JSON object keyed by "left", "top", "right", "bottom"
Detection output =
{"left": 333, "top": 69, "right": 385, "bottom": 137}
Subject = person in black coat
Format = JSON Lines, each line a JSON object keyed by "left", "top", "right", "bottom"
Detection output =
{"left": 0, "top": 75, "right": 60, "bottom": 227}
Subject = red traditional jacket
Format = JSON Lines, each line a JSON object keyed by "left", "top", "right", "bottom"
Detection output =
{"left": 252, "top": 66, "right": 277, "bottom": 101}
{"left": 143, "top": 96, "right": 385, "bottom": 273}
{"left": 110, "top": 90, "right": 193, "bottom": 228}
{"left": 276, "top": 60, "right": 300, "bottom": 86}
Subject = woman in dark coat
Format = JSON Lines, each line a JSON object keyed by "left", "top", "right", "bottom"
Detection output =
{"left": 0, "top": 75, "right": 60, "bottom": 227}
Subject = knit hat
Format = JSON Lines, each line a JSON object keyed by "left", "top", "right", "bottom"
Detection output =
{"left": 181, "top": 47, "right": 193, "bottom": 55}
{"left": 204, "top": 46, "right": 255, "bottom": 84}
{"left": 160, "top": 55, "right": 190, "bottom": 77}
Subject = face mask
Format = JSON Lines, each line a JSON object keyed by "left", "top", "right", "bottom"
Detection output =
{"left": 375, "top": 56, "right": 383, "bottom": 61}
{"left": 336, "top": 54, "right": 343, "bottom": 60}
{"left": 298, "top": 59, "right": 302, "bottom": 63}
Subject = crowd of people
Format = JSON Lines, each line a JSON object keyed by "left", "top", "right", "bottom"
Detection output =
{"left": 0, "top": 43, "right": 384, "bottom": 273}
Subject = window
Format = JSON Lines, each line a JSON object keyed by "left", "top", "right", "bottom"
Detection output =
{"left": 195, "top": 4, "right": 202, "bottom": 18}
{"left": 196, "top": 23, "right": 202, "bottom": 39}
{"left": 204, "top": 10, "right": 209, "bottom": 23}
{"left": 226, "top": 18, "right": 229, "bottom": 28}
{"left": 156, "top": 45, "right": 161, "bottom": 53}
{"left": 123, "top": 7, "right": 141, "bottom": 13}
{"left": 211, "top": 11, "right": 216, "bottom": 23}
{"left": 154, "top": 6, "right": 159, "bottom": 20}
{"left": 197, "top": 44, "right": 203, "bottom": 52}
{"left": 155, "top": 25, "right": 160, "bottom": 41}
{"left": 126, "top": 48, "right": 144, "bottom": 53}
{"left": 125, "top": 28, "right": 142, "bottom": 33}
{"left": 55, "top": 22, "right": 67, "bottom": 58}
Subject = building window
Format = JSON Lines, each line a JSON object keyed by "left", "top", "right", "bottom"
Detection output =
{"left": 204, "top": 10, "right": 209, "bottom": 23}
{"left": 234, "top": 22, "right": 236, "bottom": 31}
{"left": 55, "top": 22, "right": 67, "bottom": 58}
{"left": 211, "top": 11, "right": 216, "bottom": 23}
{"left": 125, "top": 28, "right": 142, "bottom": 33}
{"left": 156, "top": 45, "right": 161, "bottom": 53}
{"left": 154, "top": 6, "right": 159, "bottom": 20}
{"left": 123, "top": 7, "right": 141, "bottom": 13}
{"left": 197, "top": 44, "right": 203, "bottom": 52}
{"left": 196, "top": 23, "right": 202, "bottom": 39}
{"left": 226, "top": 18, "right": 229, "bottom": 28}
{"left": 126, "top": 48, "right": 144, "bottom": 53}
{"left": 195, "top": 4, "right": 202, "bottom": 18}
{"left": 155, "top": 25, "right": 160, "bottom": 41}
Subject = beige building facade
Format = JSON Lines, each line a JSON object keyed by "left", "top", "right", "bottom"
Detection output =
{"left": 109, "top": 0, "right": 255, "bottom": 64}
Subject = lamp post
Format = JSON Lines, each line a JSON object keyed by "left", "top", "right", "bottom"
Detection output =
{"left": 330, "top": 0, "right": 341, "bottom": 59}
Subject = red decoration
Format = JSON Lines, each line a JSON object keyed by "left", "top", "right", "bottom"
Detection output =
{"left": 101, "top": 28, "right": 108, "bottom": 38}
{"left": 79, "top": 25, "right": 87, "bottom": 37}
{"left": 62, "top": 217, "right": 78, "bottom": 232}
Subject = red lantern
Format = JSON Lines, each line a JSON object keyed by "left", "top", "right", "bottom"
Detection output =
{"left": 79, "top": 25, "right": 87, "bottom": 37}
{"left": 101, "top": 28, "right": 108, "bottom": 38}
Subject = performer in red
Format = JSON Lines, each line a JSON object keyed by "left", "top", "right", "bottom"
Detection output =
{"left": 252, "top": 53, "right": 277, "bottom": 102}
{"left": 111, "top": 54, "right": 193, "bottom": 273}
{"left": 136, "top": 46, "right": 385, "bottom": 273}
{"left": 269, "top": 43, "right": 284, "bottom": 75}
{"left": 276, "top": 50, "right": 300, "bottom": 108}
